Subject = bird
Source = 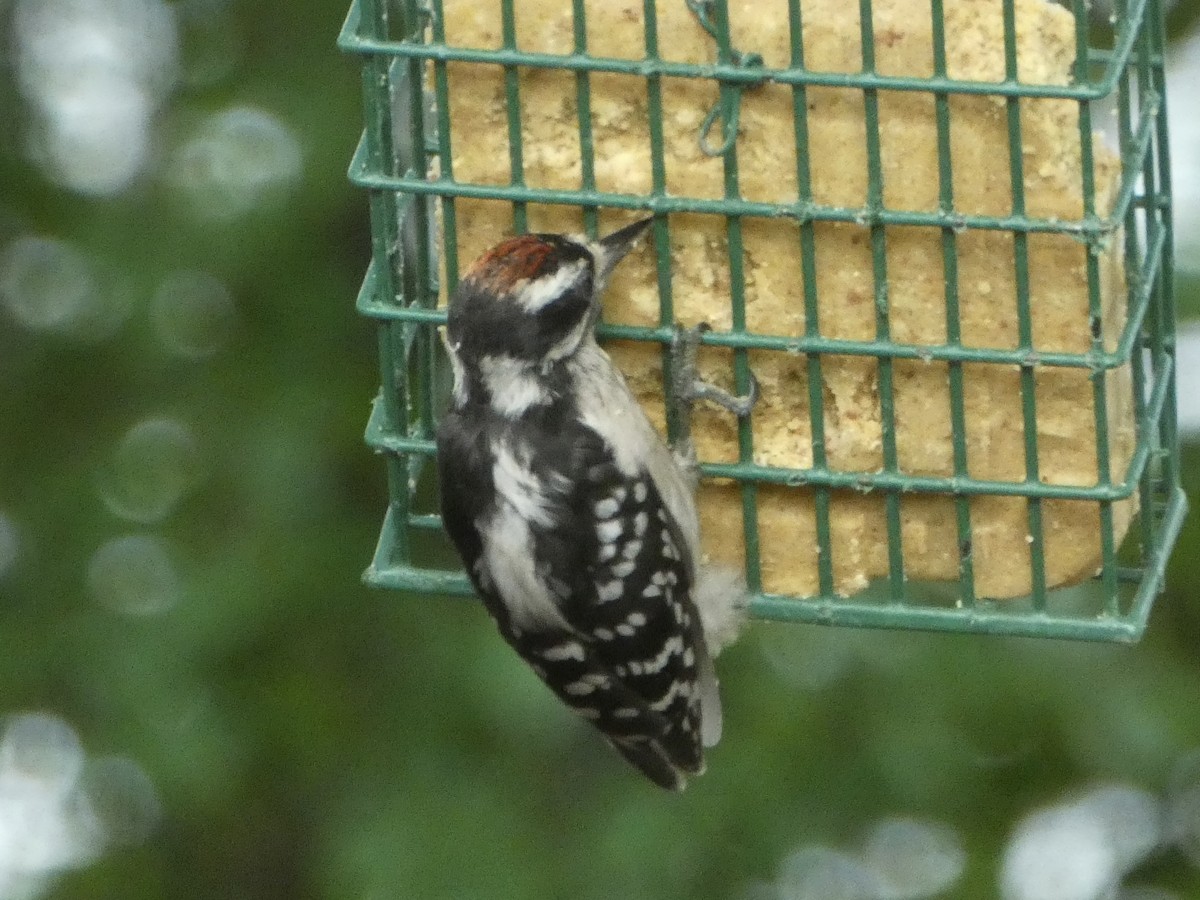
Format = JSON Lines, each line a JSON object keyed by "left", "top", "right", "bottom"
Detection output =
{"left": 435, "top": 217, "right": 753, "bottom": 790}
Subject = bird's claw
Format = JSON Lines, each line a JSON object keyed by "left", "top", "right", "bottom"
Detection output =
{"left": 667, "top": 323, "right": 760, "bottom": 490}
{"left": 670, "top": 323, "right": 760, "bottom": 418}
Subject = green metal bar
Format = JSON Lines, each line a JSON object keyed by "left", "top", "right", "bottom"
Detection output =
{"left": 406, "top": 451, "right": 430, "bottom": 509}
{"left": 1139, "top": 0, "right": 1167, "bottom": 583}
{"left": 1098, "top": 491, "right": 1117, "bottom": 617}
{"left": 710, "top": 0, "right": 762, "bottom": 595}
{"left": 1130, "top": 317, "right": 1155, "bottom": 572}
{"left": 367, "top": 559, "right": 1146, "bottom": 635}
{"left": 641, "top": 0, "right": 682, "bottom": 446}
{"left": 1116, "top": 0, "right": 1154, "bottom": 606}
{"left": 931, "top": 0, "right": 976, "bottom": 609}
{"left": 400, "top": 25, "right": 437, "bottom": 440}
{"left": 788, "top": 0, "right": 835, "bottom": 599}
{"left": 359, "top": 281, "right": 1154, "bottom": 370}
{"left": 366, "top": 343, "right": 1173, "bottom": 502}
{"left": 1000, "top": 0, "right": 1047, "bottom": 610}
{"left": 1122, "top": 486, "right": 1188, "bottom": 631}
{"left": 366, "top": 495, "right": 409, "bottom": 575}
{"left": 381, "top": 319, "right": 408, "bottom": 426}
{"left": 857, "top": 0, "right": 905, "bottom": 603}
{"left": 367, "top": 484, "right": 1187, "bottom": 641}
{"left": 358, "top": 0, "right": 406, "bottom": 446}
{"left": 1071, "top": 0, "right": 1118, "bottom": 613}
{"left": 349, "top": 142, "right": 1125, "bottom": 236}
{"left": 696, "top": 350, "right": 1175, "bottom": 498}
{"left": 572, "top": 0, "right": 598, "bottom": 237}
{"left": 1084, "top": 236, "right": 1118, "bottom": 619}
{"left": 346, "top": 77, "right": 1162, "bottom": 247}
{"left": 745, "top": 592, "right": 1146, "bottom": 640}
{"left": 1104, "top": 88, "right": 1164, "bottom": 254}
{"left": 408, "top": 514, "right": 445, "bottom": 530}
{"left": 371, "top": 269, "right": 404, "bottom": 435}
{"left": 337, "top": 0, "right": 1152, "bottom": 103}
{"left": 1115, "top": 218, "right": 1168, "bottom": 365}
{"left": 430, "top": 0, "right": 460, "bottom": 296}
{"left": 354, "top": 0, "right": 385, "bottom": 40}
{"left": 340, "top": 0, "right": 362, "bottom": 43}
{"left": 500, "top": 0, "right": 527, "bottom": 232}
{"left": 1148, "top": 0, "right": 1181, "bottom": 528}
{"left": 1138, "top": 0, "right": 1182, "bottom": 627}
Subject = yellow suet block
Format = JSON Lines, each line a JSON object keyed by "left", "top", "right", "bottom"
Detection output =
{"left": 438, "top": 0, "right": 1135, "bottom": 599}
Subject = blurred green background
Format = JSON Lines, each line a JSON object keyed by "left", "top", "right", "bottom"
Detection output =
{"left": 2, "top": 1, "right": 1200, "bottom": 898}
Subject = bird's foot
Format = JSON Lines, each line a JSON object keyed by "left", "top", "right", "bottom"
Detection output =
{"left": 670, "top": 323, "right": 760, "bottom": 418}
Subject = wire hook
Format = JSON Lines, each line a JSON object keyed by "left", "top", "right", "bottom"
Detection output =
{"left": 686, "top": 0, "right": 766, "bottom": 157}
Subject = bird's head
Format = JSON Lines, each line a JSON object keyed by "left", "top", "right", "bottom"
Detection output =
{"left": 445, "top": 217, "right": 653, "bottom": 370}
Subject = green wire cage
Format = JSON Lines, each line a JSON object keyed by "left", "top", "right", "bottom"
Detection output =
{"left": 340, "top": 0, "right": 1186, "bottom": 642}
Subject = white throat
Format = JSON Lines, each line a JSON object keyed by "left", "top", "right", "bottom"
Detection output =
{"left": 477, "top": 353, "right": 553, "bottom": 417}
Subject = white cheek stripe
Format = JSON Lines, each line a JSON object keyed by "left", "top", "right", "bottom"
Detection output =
{"left": 515, "top": 258, "right": 587, "bottom": 312}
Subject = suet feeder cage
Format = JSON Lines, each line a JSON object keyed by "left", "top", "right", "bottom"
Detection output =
{"left": 340, "top": 0, "right": 1186, "bottom": 642}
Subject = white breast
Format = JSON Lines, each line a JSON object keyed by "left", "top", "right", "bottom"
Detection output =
{"left": 479, "top": 503, "right": 573, "bottom": 632}
{"left": 480, "top": 445, "right": 573, "bottom": 633}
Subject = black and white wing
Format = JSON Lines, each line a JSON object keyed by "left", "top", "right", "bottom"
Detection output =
{"left": 437, "top": 414, "right": 719, "bottom": 790}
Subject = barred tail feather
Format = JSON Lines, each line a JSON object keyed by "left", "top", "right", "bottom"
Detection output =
{"left": 608, "top": 737, "right": 688, "bottom": 792}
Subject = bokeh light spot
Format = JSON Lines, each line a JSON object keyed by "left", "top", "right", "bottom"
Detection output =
{"left": 777, "top": 846, "right": 885, "bottom": 900}
{"left": 0, "top": 714, "right": 160, "bottom": 896}
{"left": 0, "top": 713, "right": 100, "bottom": 889}
{"left": 1165, "top": 749, "right": 1200, "bottom": 868}
{"left": 96, "top": 418, "right": 201, "bottom": 524}
{"left": 860, "top": 817, "right": 966, "bottom": 900}
{"left": 0, "top": 237, "right": 97, "bottom": 333}
{"left": 13, "top": 0, "right": 179, "bottom": 196}
{"left": 29, "top": 75, "right": 154, "bottom": 197}
{"left": 0, "top": 716, "right": 84, "bottom": 793}
{"left": 1073, "top": 784, "right": 1162, "bottom": 873}
{"left": 85, "top": 535, "right": 181, "bottom": 616}
{"left": 166, "top": 106, "right": 303, "bottom": 221}
{"left": 0, "top": 236, "right": 132, "bottom": 341}
{"left": 1000, "top": 802, "right": 1119, "bottom": 900}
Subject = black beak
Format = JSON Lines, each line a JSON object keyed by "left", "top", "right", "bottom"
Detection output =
{"left": 597, "top": 217, "right": 655, "bottom": 279}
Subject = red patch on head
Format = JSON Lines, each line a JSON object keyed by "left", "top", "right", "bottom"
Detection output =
{"left": 466, "top": 235, "right": 555, "bottom": 293}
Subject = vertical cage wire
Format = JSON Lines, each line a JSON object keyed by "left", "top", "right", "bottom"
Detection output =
{"left": 341, "top": 0, "right": 1187, "bottom": 641}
